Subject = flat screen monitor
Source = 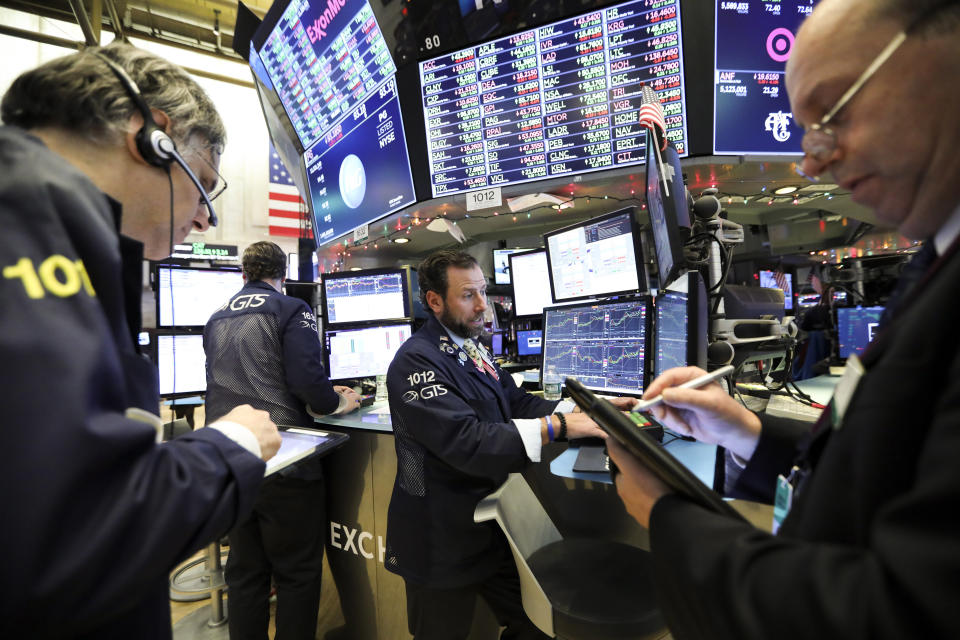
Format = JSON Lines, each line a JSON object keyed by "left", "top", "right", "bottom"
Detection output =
{"left": 544, "top": 207, "right": 644, "bottom": 303}
{"left": 653, "top": 271, "right": 708, "bottom": 378}
{"left": 157, "top": 334, "right": 207, "bottom": 397}
{"left": 509, "top": 249, "right": 578, "bottom": 318}
{"left": 419, "top": 0, "right": 690, "bottom": 197}
{"left": 156, "top": 266, "right": 243, "bottom": 328}
{"left": 324, "top": 322, "right": 412, "bottom": 380}
{"left": 542, "top": 297, "right": 650, "bottom": 396}
{"left": 517, "top": 329, "right": 543, "bottom": 356}
{"left": 645, "top": 131, "right": 688, "bottom": 290}
{"left": 491, "top": 331, "right": 504, "bottom": 356}
{"left": 493, "top": 248, "right": 529, "bottom": 285}
{"left": 837, "top": 306, "right": 883, "bottom": 359}
{"left": 758, "top": 270, "right": 794, "bottom": 310}
{"left": 713, "top": 0, "right": 818, "bottom": 154}
{"left": 322, "top": 268, "right": 410, "bottom": 326}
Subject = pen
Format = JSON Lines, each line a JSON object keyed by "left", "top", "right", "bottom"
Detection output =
{"left": 631, "top": 365, "right": 735, "bottom": 413}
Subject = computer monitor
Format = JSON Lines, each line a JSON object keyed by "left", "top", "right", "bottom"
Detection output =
{"left": 653, "top": 271, "right": 708, "bottom": 379}
{"left": 157, "top": 334, "right": 207, "bottom": 397}
{"left": 836, "top": 306, "right": 884, "bottom": 358}
{"left": 542, "top": 297, "right": 651, "bottom": 396}
{"left": 544, "top": 207, "right": 645, "bottom": 303}
{"left": 493, "top": 248, "right": 529, "bottom": 285}
{"left": 509, "top": 249, "right": 577, "bottom": 318}
{"left": 491, "top": 331, "right": 504, "bottom": 357}
{"left": 322, "top": 267, "right": 411, "bottom": 326}
{"left": 516, "top": 329, "right": 543, "bottom": 357}
{"left": 324, "top": 322, "right": 412, "bottom": 380}
{"left": 645, "top": 131, "right": 689, "bottom": 290}
{"left": 156, "top": 265, "right": 244, "bottom": 329}
{"left": 758, "top": 270, "right": 794, "bottom": 311}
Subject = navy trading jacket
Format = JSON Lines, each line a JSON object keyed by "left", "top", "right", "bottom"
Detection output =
{"left": 0, "top": 126, "right": 264, "bottom": 638}
{"left": 384, "top": 313, "right": 558, "bottom": 587}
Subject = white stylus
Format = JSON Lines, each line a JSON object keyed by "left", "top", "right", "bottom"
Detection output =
{"left": 631, "top": 365, "right": 735, "bottom": 413}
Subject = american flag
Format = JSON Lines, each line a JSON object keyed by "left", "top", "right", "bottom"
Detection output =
{"left": 269, "top": 144, "right": 305, "bottom": 238}
{"left": 638, "top": 85, "right": 667, "bottom": 151}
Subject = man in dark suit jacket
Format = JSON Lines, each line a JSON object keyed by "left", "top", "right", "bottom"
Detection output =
{"left": 385, "top": 250, "right": 627, "bottom": 640}
{"left": 608, "top": 0, "right": 960, "bottom": 638}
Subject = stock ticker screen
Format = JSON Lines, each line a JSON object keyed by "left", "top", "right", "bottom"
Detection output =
{"left": 542, "top": 299, "right": 649, "bottom": 395}
{"left": 654, "top": 291, "right": 688, "bottom": 378}
{"left": 420, "top": 0, "right": 689, "bottom": 197}
{"left": 323, "top": 270, "right": 407, "bottom": 324}
{"left": 257, "top": 0, "right": 397, "bottom": 150}
{"left": 714, "top": 0, "right": 818, "bottom": 154}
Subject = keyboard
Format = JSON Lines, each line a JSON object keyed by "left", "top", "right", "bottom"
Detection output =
{"left": 764, "top": 393, "right": 823, "bottom": 423}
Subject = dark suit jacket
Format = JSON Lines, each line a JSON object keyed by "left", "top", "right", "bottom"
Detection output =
{"left": 648, "top": 239, "right": 960, "bottom": 639}
{"left": 384, "top": 314, "right": 558, "bottom": 587}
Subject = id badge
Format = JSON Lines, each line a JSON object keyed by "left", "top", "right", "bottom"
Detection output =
{"left": 772, "top": 473, "right": 794, "bottom": 534}
{"left": 830, "top": 353, "right": 865, "bottom": 430}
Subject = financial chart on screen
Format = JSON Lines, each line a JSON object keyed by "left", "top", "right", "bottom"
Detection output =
{"left": 542, "top": 299, "right": 648, "bottom": 395}
{"left": 326, "top": 323, "right": 412, "bottom": 379}
{"left": 257, "top": 0, "right": 397, "bottom": 150}
{"left": 420, "top": 0, "right": 689, "bottom": 197}
{"left": 157, "top": 267, "right": 243, "bottom": 328}
{"left": 324, "top": 271, "right": 406, "bottom": 324}
{"left": 157, "top": 334, "right": 207, "bottom": 396}
{"left": 655, "top": 291, "right": 687, "bottom": 378}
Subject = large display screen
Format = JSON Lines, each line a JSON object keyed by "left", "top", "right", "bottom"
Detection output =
{"left": 542, "top": 298, "right": 650, "bottom": 396}
{"left": 157, "top": 334, "right": 207, "bottom": 396}
{"left": 303, "top": 78, "right": 416, "bottom": 243}
{"left": 157, "top": 266, "right": 243, "bottom": 328}
{"left": 325, "top": 323, "right": 412, "bottom": 379}
{"left": 322, "top": 268, "right": 410, "bottom": 325}
{"left": 255, "top": 0, "right": 397, "bottom": 150}
{"left": 544, "top": 208, "right": 643, "bottom": 303}
{"left": 714, "top": 0, "right": 818, "bottom": 154}
{"left": 420, "top": 0, "right": 689, "bottom": 197}
{"left": 837, "top": 306, "right": 883, "bottom": 359}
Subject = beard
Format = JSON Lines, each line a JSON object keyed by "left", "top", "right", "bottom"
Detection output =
{"left": 440, "top": 306, "right": 484, "bottom": 339}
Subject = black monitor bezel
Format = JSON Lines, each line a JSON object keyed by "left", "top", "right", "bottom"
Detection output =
{"left": 320, "top": 267, "right": 412, "bottom": 327}
{"left": 540, "top": 294, "right": 653, "bottom": 398}
{"left": 322, "top": 320, "right": 414, "bottom": 382}
{"left": 543, "top": 207, "right": 646, "bottom": 305}
{"left": 645, "top": 132, "right": 688, "bottom": 290}
{"left": 154, "top": 264, "right": 243, "bottom": 330}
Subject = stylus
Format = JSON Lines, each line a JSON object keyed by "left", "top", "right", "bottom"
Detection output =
{"left": 631, "top": 365, "right": 735, "bottom": 413}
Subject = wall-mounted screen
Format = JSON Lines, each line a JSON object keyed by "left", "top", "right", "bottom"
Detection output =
{"left": 322, "top": 267, "right": 410, "bottom": 325}
{"left": 544, "top": 207, "right": 644, "bottom": 303}
{"left": 759, "top": 269, "right": 794, "bottom": 310}
{"left": 542, "top": 297, "right": 650, "bottom": 396}
{"left": 156, "top": 266, "right": 243, "bottom": 328}
{"left": 714, "top": 0, "right": 819, "bottom": 154}
{"left": 419, "top": 0, "right": 689, "bottom": 197}
{"left": 493, "top": 248, "right": 530, "bottom": 285}
{"left": 157, "top": 334, "right": 207, "bottom": 397}
{"left": 837, "top": 306, "right": 883, "bottom": 359}
{"left": 324, "top": 322, "right": 412, "bottom": 379}
{"left": 517, "top": 329, "right": 543, "bottom": 356}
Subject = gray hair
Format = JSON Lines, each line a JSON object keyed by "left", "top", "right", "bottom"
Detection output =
{"left": 1, "top": 41, "right": 225, "bottom": 153}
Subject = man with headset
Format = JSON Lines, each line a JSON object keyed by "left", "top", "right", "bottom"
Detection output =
{"left": 0, "top": 42, "right": 280, "bottom": 636}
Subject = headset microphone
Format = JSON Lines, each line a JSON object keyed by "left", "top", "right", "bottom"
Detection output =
{"left": 95, "top": 53, "right": 218, "bottom": 227}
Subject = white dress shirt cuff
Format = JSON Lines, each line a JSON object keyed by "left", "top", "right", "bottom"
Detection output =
{"left": 513, "top": 418, "right": 544, "bottom": 462}
{"left": 207, "top": 421, "right": 262, "bottom": 458}
{"left": 555, "top": 400, "right": 576, "bottom": 413}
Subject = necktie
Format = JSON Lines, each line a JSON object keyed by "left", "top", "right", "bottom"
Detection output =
{"left": 878, "top": 241, "right": 937, "bottom": 329}
{"left": 463, "top": 339, "right": 499, "bottom": 380}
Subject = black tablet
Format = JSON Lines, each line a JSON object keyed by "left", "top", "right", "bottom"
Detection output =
{"left": 565, "top": 378, "right": 744, "bottom": 521}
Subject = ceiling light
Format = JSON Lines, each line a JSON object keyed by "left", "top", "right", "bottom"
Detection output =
{"left": 350, "top": 267, "right": 361, "bottom": 271}
{"left": 774, "top": 186, "right": 798, "bottom": 195}
{"left": 393, "top": 237, "right": 410, "bottom": 244}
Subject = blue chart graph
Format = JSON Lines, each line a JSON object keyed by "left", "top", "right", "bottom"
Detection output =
{"left": 326, "top": 273, "right": 403, "bottom": 298}
{"left": 655, "top": 293, "right": 688, "bottom": 377}
{"left": 543, "top": 299, "right": 648, "bottom": 394}
{"left": 325, "top": 272, "right": 406, "bottom": 323}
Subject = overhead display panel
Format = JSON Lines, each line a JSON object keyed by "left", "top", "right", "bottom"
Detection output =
{"left": 256, "top": 0, "right": 397, "bottom": 150}
{"left": 714, "top": 0, "right": 818, "bottom": 154}
{"left": 419, "top": 0, "right": 689, "bottom": 197}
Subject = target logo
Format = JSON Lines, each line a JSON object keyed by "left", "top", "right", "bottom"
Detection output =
{"left": 766, "top": 28, "right": 795, "bottom": 62}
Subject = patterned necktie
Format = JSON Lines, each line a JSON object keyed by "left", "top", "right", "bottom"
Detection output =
{"left": 878, "top": 241, "right": 937, "bottom": 329}
{"left": 463, "top": 338, "right": 499, "bottom": 380}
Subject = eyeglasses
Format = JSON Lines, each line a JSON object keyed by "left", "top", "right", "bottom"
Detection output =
{"left": 798, "top": 2, "right": 952, "bottom": 180}
{"left": 191, "top": 150, "right": 228, "bottom": 202}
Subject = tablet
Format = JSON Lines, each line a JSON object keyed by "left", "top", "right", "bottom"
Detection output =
{"left": 264, "top": 428, "right": 349, "bottom": 476}
{"left": 564, "top": 378, "right": 744, "bottom": 521}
